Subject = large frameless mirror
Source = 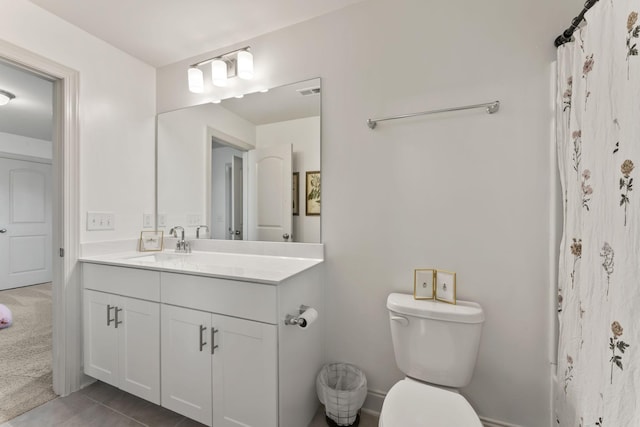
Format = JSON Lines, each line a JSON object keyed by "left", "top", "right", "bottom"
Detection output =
{"left": 156, "top": 78, "right": 321, "bottom": 243}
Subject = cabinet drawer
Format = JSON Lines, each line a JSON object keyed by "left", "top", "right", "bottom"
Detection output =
{"left": 161, "top": 273, "right": 278, "bottom": 324}
{"left": 83, "top": 263, "right": 160, "bottom": 302}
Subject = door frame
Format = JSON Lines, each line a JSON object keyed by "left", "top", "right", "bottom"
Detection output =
{"left": 0, "top": 39, "right": 80, "bottom": 396}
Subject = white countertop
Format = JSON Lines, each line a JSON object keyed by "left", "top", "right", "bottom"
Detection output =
{"left": 79, "top": 250, "right": 323, "bottom": 284}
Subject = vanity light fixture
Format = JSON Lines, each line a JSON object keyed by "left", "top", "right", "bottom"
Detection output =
{"left": 0, "top": 89, "right": 16, "bottom": 106}
{"left": 211, "top": 59, "right": 228, "bottom": 87}
{"left": 187, "top": 46, "right": 253, "bottom": 93}
{"left": 187, "top": 68, "right": 204, "bottom": 93}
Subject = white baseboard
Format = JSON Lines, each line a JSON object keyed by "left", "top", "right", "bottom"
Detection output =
{"left": 363, "top": 389, "right": 385, "bottom": 414}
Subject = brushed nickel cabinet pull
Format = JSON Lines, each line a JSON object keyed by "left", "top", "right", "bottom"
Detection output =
{"left": 107, "top": 305, "right": 115, "bottom": 326}
{"left": 199, "top": 325, "right": 207, "bottom": 351}
{"left": 211, "top": 328, "right": 219, "bottom": 354}
{"left": 114, "top": 307, "right": 123, "bottom": 328}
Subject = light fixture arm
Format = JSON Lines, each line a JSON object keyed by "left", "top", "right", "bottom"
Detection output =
{"left": 189, "top": 46, "right": 251, "bottom": 68}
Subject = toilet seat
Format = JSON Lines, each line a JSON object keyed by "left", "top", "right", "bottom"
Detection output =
{"left": 379, "top": 379, "right": 482, "bottom": 427}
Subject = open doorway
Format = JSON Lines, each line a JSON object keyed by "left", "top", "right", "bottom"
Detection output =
{"left": 0, "top": 58, "right": 56, "bottom": 423}
{"left": 0, "top": 39, "right": 81, "bottom": 414}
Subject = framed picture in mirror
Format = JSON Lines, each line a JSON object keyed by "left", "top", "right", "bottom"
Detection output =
{"left": 293, "top": 172, "right": 299, "bottom": 216}
{"left": 306, "top": 171, "right": 321, "bottom": 216}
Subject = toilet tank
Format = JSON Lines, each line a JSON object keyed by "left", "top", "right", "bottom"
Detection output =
{"left": 387, "top": 293, "right": 484, "bottom": 388}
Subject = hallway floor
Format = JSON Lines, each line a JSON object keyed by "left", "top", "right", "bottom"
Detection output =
{"left": 0, "top": 381, "right": 379, "bottom": 427}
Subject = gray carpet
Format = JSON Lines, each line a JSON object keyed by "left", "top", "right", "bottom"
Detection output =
{"left": 0, "top": 283, "right": 56, "bottom": 423}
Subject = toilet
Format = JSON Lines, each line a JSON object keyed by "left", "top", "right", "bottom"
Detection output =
{"left": 379, "top": 293, "right": 485, "bottom": 426}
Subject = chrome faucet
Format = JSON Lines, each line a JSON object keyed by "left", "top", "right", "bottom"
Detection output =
{"left": 196, "top": 225, "right": 209, "bottom": 239}
{"left": 169, "top": 226, "right": 191, "bottom": 253}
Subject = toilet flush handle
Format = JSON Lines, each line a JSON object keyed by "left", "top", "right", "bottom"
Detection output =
{"left": 390, "top": 315, "right": 409, "bottom": 326}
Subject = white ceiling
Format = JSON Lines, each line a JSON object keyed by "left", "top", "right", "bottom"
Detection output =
{"left": 27, "top": 0, "right": 365, "bottom": 67}
{"left": 1, "top": 1, "right": 353, "bottom": 141}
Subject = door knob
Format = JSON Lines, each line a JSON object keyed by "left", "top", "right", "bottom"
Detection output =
{"left": 0, "top": 229, "right": 6, "bottom": 233}
{"left": 282, "top": 233, "right": 290, "bottom": 241}
{"left": 234, "top": 230, "right": 240, "bottom": 235}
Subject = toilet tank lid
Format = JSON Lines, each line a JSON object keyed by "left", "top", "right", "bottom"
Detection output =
{"left": 387, "top": 293, "right": 484, "bottom": 324}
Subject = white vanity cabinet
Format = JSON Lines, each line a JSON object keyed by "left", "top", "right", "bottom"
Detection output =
{"left": 82, "top": 264, "right": 161, "bottom": 404}
{"left": 81, "top": 251, "right": 324, "bottom": 427}
{"left": 161, "top": 304, "right": 277, "bottom": 427}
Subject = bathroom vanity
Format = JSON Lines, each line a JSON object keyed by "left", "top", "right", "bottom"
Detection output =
{"left": 80, "top": 244, "right": 324, "bottom": 427}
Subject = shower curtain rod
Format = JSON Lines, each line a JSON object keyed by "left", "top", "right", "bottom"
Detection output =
{"left": 554, "top": 0, "right": 599, "bottom": 47}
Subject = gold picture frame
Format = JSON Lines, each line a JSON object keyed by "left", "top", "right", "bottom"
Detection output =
{"left": 305, "top": 171, "right": 321, "bottom": 216}
{"left": 414, "top": 269, "right": 435, "bottom": 300}
{"left": 139, "top": 230, "right": 164, "bottom": 252}
{"left": 293, "top": 172, "right": 299, "bottom": 216}
{"left": 435, "top": 269, "right": 456, "bottom": 305}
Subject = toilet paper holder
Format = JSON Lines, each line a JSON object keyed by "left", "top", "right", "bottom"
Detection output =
{"left": 284, "top": 305, "right": 312, "bottom": 327}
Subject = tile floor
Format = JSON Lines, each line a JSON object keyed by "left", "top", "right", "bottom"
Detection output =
{"left": 0, "top": 381, "right": 379, "bottom": 427}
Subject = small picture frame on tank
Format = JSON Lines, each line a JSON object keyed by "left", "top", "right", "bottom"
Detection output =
{"left": 435, "top": 270, "right": 456, "bottom": 305}
{"left": 414, "top": 269, "right": 435, "bottom": 300}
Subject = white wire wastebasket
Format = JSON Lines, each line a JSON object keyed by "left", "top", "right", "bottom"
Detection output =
{"left": 316, "top": 363, "right": 367, "bottom": 426}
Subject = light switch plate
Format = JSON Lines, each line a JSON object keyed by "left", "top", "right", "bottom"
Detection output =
{"left": 87, "top": 212, "right": 115, "bottom": 231}
{"left": 143, "top": 213, "right": 153, "bottom": 228}
{"left": 186, "top": 214, "right": 202, "bottom": 226}
{"left": 157, "top": 213, "right": 166, "bottom": 227}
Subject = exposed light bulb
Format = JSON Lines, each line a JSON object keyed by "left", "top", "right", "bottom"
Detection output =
{"left": 211, "top": 59, "right": 228, "bottom": 87}
{"left": 237, "top": 50, "right": 254, "bottom": 80}
{"left": 187, "top": 68, "right": 204, "bottom": 93}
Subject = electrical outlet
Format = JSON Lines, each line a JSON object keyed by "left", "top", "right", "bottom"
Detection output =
{"left": 143, "top": 214, "right": 153, "bottom": 228}
{"left": 87, "top": 212, "right": 115, "bottom": 231}
{"left": 157, "top": 213, "right": 166, "bottom": 227}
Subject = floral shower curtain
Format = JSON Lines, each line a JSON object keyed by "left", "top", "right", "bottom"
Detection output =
{"left": 556, "top": 1, "right": 640, "bottom": 426}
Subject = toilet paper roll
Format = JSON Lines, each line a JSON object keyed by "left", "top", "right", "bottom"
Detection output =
{"left": 298, "top": 307, "right": 318, "bottom": 328}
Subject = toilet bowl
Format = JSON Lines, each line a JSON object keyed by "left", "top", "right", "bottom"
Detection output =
{"left": 379, "top": 293, "right": 485, "bottom": 426}
{"left": 379, "top": 378, "right": 482, "bottom": 427}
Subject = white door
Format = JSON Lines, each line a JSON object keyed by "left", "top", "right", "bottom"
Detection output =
{"left": 211, "top": 314, "right": 278, "bottom": 427}
{"left": 231, "top": 155, "right": 243, "bottom": 240}
{"left": 161, "top": 304, "right": 213, "bottom": 426}
{"left": 0, "top": 157, "right": 52, "bottom": 290}
{"left": 118, "top": 296, "right": 160, "bottom": 405}
{"left": 247, "top": 145, "right": 292, "bottom": 242}
{"left": 83, "top": 289, "right": 119, "bottom": 385}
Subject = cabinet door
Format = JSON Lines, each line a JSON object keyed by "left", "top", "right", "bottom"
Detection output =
{"left": 211, "top": 314, "right": 278, "bottom": 427}
{"left": 118, "top": 296, "right": 160, "bottom": 404}
{"left": 84, "top": 289, "right": 118, "bottom": 384}
{"left": 161, "top": 304, "right": 212, "bottom": 426}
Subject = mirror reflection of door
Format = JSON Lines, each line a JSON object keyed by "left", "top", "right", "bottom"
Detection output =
{"left": 247, "top": 144, "right": 292, "bottom": 242}
{"left": 211, "top": 138, "right": 245, "bottom": 240}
